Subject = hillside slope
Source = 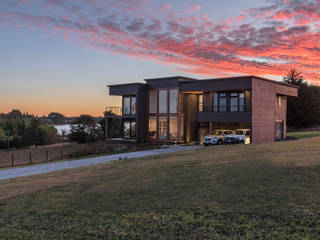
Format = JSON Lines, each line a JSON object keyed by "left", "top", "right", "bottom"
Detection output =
{"left": 0, "top": 137, "right": 320, "bottom": 239}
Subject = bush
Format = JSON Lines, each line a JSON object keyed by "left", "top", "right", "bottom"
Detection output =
{"left": 69, "top": 115, "right": 103, "bottom": 144}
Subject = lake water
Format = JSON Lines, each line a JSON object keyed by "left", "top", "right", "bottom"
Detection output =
{"left": 54, "top": 125, "right": 71, "bottom": 135}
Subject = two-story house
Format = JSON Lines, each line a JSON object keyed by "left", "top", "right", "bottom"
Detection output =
{"left": 106, "top": 76, "right": 298, "bottom": 144}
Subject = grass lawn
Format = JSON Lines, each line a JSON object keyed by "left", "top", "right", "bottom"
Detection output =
{"left": 0, "top": 138, "right": 319, "bottom": 239}
{"left": 287, "top": 130, "right": 320, "bottom": 139}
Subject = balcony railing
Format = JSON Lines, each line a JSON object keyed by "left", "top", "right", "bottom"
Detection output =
{"left": 199, "top": 104, "right": 251, "bottom": 113}
{"left": 105, "top": 107, "right": 122, "bottom": 116}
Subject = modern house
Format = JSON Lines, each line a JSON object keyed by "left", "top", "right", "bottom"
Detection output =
{"left": 106, "top": 76, "right": 298, "bottom": 144}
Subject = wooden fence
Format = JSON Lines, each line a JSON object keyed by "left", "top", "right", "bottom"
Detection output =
{"left": 0, "top": 145, "right": 82, "bottom": 168}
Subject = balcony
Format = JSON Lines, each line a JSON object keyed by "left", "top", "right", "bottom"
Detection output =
{"left": 105, "top": 107, "right": 122, "bottom": 116}
{"left": 198, "top": 104, "right": 251, "bottom": 113}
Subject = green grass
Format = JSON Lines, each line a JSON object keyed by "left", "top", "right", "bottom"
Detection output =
{"left": 287, "top": 130, "right": 320, "bottom": 139}
{"left": 0, "top": 137, "right": 320, "bottom": 239}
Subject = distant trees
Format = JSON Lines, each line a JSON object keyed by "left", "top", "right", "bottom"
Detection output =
{"left": 283, "top": 69, "right": 320, "bottom": 129}
{"left": 69, "top": 115, "right": 103, "bottom": 143}
{"left": 0, "top": 128, "right": 6, "bottom": 149}
{"left": 0, "top": 110, "right": 59, "bottom": 149}
{"left": 48, "top": 112, "right": 66, "bottom": 125}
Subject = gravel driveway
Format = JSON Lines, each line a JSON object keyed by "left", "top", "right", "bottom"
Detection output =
{"left": 0, "top": 145, "right": 202, "bottom": 181}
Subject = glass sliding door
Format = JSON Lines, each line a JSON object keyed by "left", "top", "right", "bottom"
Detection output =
{"left": 123, "top": 121, "right": 131, "bottom": 139}
{"left": 123, "top": 120, "right": 136, "bottom": 139}
{"left": 131, "top": 121, "right": 136, "bottom": 139}
{"left": 148, "top": 117, "right": 157, "bottom": 140}
{"left": 169, "top": 116, "right": 178, "bottom": 140}
{"left": 148, "top": 88, "right": 184, "bottom": 142}
{"left": 159, "top": 117, "right": 168, "bottom": 140}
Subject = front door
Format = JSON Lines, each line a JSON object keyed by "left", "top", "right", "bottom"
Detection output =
{"left": 275, "top": 121, "right": 284, "bottom": 140}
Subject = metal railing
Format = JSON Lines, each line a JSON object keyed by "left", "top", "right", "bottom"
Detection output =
{"left": 199, "top": 104, "right": 251, "bottom": 112}
{"left": 105, "top": 107, "right": 123, "bottom": 116}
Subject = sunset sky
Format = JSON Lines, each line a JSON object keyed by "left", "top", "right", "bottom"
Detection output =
{"left": 0, "top": 0, "right": 319, "bottom": 116}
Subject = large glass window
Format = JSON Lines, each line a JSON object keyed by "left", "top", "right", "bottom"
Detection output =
{"left": 123, "top": 120, "right": 136, "bottom": 139}
{"left": 169, "top": 116, "right": 178, "bottom": 140}
{"left": 131, "top": 97, "right": 136, "bottom": 114}
{"left": 213, "top": 93, "right": 218, "bottom": 112}
{"left": 131, "top": 121, "right": 136, "bottom": 139}
{"left": 169, "top": 90, "right": 178, "bottom": 113}
{"left": 148, "top": 117, "right": 157, "bottom": 139}
{"left": 198, "top": 94, "right": 203, "bottom": 112}
{"left": 180, "top": 94, "right": 184, "bottom": 113}
{"left": 219, "top": 93, "right": 227, "bottom": 112}
{"left": 123, "top": 97, "right": 131, "bottom": 115}
{"left": 123, "top": 121, "right": 131, "bottom": 139}
{"left": 230, "top": 93, "right": 239, "bottom": 112}
{"left": 159, "top": 117, "right": 168, "bottom": 139}
{"left": 239, "top": 93, "right": 245, "bottom": 112}
{"left": 159, "top": 90, "right": 168, "bottom": 113}
{"left": 149, "top": 91, "right": 157, "bottom": 113}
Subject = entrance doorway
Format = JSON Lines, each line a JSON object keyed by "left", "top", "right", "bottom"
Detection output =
{"left": 275, "top": 121, "right": 284, "bottom": 140}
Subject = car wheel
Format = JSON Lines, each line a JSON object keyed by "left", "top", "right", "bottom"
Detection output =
{"left": 217, "top": 140, "right": 223, "bottom": 145}
{"left": 241, "top": 140, "right": 245, "bottom": 144}
{"left": 204, "top": 143, "right": 209, "bottom": 146}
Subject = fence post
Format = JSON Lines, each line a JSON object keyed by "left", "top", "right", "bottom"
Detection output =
{"left": 46, "top": 150, "right": 48, "bottom": 161}
{"left": 29, "top": 151, "right": 32, "bottom": 164}
{"left": 11, "top": 153, "right": 14, "bottom": 167}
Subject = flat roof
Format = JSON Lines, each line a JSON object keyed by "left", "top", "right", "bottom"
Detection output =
{"left": 108, "top": 75, "right": 299, "bottom": 89}
{"left": 144, "top": 76, "right": 197, "bottom": 82}
{"left": 107, "top": 82, "right": 146, "bottom": 87}
{"left": 183, "top": 75, "right": 299, "bottom": 89}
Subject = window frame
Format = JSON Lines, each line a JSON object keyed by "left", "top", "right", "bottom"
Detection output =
{"left": 147, "top": 88, "right": 184, "bottom": 142}
{"left": 123, "top": 95, "right": 137, "bottom": 115}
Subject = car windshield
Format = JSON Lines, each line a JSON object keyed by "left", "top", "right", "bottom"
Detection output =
{"left": 213, "top": 130, "right": 224, "bottom": 135}
{"left": 235, "top": 130, "right": 244, "bottom": 135}
{"left": 224, "top": 130, "right": 234, "bottom": 135}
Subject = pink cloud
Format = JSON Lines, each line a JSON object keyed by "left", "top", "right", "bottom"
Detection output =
{"left": 186, "top": 5, "right": 201, "bottom": 13}
{"left": 1, "top": 0, "right": 320, "bottom": 83}
{"left": 272, "top": 10, "right": 295, "bottom": 20}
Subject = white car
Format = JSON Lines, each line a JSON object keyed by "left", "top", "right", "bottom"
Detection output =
{"left": 225, "top": 129, "right": 250, "bottom": 144}
{"left": 203, "top": 130, "right": 234, "bottom": 146}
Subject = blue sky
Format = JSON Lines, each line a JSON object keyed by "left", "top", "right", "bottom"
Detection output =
{"left": 0, "top": 0, "right": 319, "bottom": 116}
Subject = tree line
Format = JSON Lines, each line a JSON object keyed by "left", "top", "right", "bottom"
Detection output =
{"left": 0, "top": 110, "right": 59, "bottom": 149}
{"left": 0, "top": 109, "right": 107, "bottom": 150}
{"left": 283, "top": 69, "right": 320, "bottom": 129}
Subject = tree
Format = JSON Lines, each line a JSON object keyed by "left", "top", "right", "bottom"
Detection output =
{"left": 283, "top": 69, "right": 320, "bottom": 128}
{"left": 283, "top": 68, "right": 306, "bottom": 86}
{"left": 0, "top": 128, "right": 6, "bottom": 149}
{"left": 8, "top": 109, "right": 23, "bottom": 119}
{"left": 69, "top": 115, "right": 103, "bottom": 143}
{"left": 48, "top": 112, "right": 66, "bottom": 125}
{"left": 37, "top": 125, "right": 58, "bottom": 145}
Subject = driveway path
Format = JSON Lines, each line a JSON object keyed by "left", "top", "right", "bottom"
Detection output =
{"left": 0, "top": 145, "right": 202, "bottom": 181}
